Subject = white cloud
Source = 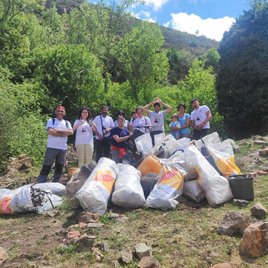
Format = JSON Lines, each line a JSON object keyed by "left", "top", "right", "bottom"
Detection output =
{"left": 132, "top": 10, "right": 156, "bottom": 23}
{"left": 143, "top": 0, "right": 169, "bottom": 10}
{"left": 167, "top": 12, "right": 235, "bottom": 41}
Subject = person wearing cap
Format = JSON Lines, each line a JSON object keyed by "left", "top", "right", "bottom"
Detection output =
{"left": 37, "top": 105, "right": 73, "bottom": 183}
{"left": 142, "top": 97, "right": 172, "bottom": 146}
{"left": 190, "top": 98, "right": 212, "bottom": 140}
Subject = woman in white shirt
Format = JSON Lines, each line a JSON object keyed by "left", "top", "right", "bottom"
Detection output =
{"left": 73, "top": 108, "right": 96, "bottom": 167}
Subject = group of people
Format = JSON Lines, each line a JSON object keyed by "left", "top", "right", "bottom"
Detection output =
{"left": 37, "top": 98, "right": 212, "bottom": 183}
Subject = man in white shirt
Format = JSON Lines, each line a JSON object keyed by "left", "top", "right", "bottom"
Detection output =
{"left": 143, "top": 98, "right": 172, "bottom": 145}
{"left": 93, "top": 106, "right": 114, "bottom": 162}
{"left": 190, "top": 98, "right": 212, "bottom": 140}
{"left": 37, "top": 105, "right": 73, "bottom": 183}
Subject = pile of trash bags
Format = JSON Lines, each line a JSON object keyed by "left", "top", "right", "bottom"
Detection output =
{"left": 75, "top": 132, "right": 241, "bottom": 215}
{"left": 0, "top": 132, "right": 242, "bottom": 215}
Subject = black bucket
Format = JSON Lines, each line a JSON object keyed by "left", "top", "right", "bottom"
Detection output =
{"left": 228, "top": 174, "right": 254, "bottom": 201}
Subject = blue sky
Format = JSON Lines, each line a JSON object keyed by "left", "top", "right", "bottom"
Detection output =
{"left": 132, "top": 0, "right": 251, "bottom": 41}
{"left": 90, "top": 1, "right": 251, "bottom": 41}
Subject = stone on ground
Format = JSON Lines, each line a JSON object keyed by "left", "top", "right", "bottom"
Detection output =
{"left": 119, "top": 249, "right": 133, "bottom": 264}
{"left": 138, "top": 256, "right": 161, "bottom": 268}
{"left": 259, "top": 148, "right": 268, "bottom": 157}
{"left": 217, "top": 212, "right": 249, "bottom": 236}
{"left": 251, "top": 203, "right": 267, "bottom": 219}
{"left": 209, "top": 263, "right": 233, "bottom": 268}
{"left": 239, "top": 221, "right": 268, "bottom": 257}
{"left": 135, "top": 243, "right": 152, "bottom": 260}
{"left": 0, "top": 247, "right": 9, "bottom": 265}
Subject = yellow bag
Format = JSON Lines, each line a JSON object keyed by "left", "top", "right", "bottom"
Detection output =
{"left": 138, "top": 155, "right": 163, "bottom": 176}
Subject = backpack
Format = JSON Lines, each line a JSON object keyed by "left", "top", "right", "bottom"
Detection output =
{"left": 52, "top": 117, "right": 70, "bottom": 128}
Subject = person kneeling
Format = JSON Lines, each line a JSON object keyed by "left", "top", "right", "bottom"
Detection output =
{"left": 111, "top": 115, "right": 131, "bottom": 163}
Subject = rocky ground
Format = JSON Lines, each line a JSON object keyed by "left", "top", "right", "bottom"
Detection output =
{"left": 0, "top": 136, "right": 268, "bottom": 268}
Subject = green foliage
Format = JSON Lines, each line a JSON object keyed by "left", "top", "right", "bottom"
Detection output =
{"left": 217, "top": 2, "right": 268, "bottom": 138}
{"left": 33, "top": 44, "right": 105, "bottom": 118}
{"left": 118, "top": 22, "right": 169, "bottom": 101}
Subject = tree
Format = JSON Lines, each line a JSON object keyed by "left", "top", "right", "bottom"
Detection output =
{"left": 117, "top": 22, "right": 169, "bottom": 102}
{"left": 217, "top": 1, "right": 268, "bottom": 137}
{"left": 32, "top": 44, "right": 105, "bottom": 118}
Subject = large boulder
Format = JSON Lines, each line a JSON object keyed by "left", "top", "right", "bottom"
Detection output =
{"left": 239, "top": 222, "right": 268, "bottom": 257}
{"left": 251, "top": 203, "right": 267, "bottom": 219}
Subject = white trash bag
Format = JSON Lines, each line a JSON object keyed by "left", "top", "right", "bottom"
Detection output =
{"left": 184, "top": 145, "right": 233, "bottom": 206}
{"left": 0, "top": 184, "right": 62, "bottom": 214}
{"left": 194, "top": 132, "right": 221, "bottom": 150}
{"left": 207, "top": 140, "right": 241, "bottom": 177}
{"left": 146, "top": 165, "right": 184, "bottom": 210}
{"left": 135, "top": 133, "right": 153, "bottom": 157}
{"left": 76, "top": 157, "right": 118, "bottom": 215}
{"left": 183, "top": 180, "right": 205, "bottom": 203}
{"left": 112, "top": 164, "right": 145, "bottom": 208}
{"left": 32, "top": 182, "right": 66, "bottom": 196}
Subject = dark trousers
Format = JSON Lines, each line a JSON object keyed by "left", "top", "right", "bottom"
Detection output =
{"left": 192, "top": 129, "right": 209, "bottom": 140}
{"left": 150, "top": 130, "right": 163, "bottom": 146}
{"left": 37, "top": 148, "right": 66, "bottom": 183}
{"left": 95, "top": 138, "right": 111, "bottom": 162}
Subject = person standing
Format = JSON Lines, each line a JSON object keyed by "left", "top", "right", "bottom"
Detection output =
{"left": 169, "top": 114, "right": 181, "bottom": 140}
{"left": 129, "top": 106, "right": 152, "bottom": 134}
{"left": 111, "top": 115, "right": 131, "bottom": 163}
{"left": 177, "top": 103, "right": 191, "bottom": 139}
{"left": 93, "top": 106, "right": 114, "bottom": 162}
{"left": 37, "top": 105, "right": 73, "bottom": 183}
{"left": 190, "top": 98, "right": 212, "bottom": 140}
{"left": 143, "top": 98, "right": 172, "bottom": 146}
{"left": 73, "top": 107, "right": 96, "bottom": 167}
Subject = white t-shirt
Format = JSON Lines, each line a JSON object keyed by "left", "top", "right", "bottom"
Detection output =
{"left": 73, "top": 119, "right": 94, "bottom": 146}
{"left": 191, "top": 105, "right": 210, "bottom": 129}
{"left": 93, "top": 115, "right": 114, "bottom": 140}
{"left": 46, "top": 118, "right": 72, "bottom": 150}
{"left": 148, "top": 110, "right": 166, "bottom": 132}
{"left": 130, "top": 116, "right": 152, "bottom": 133}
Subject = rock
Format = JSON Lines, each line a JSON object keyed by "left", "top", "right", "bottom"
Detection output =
{"left": 259, "top": 148, "right": 268, "bottom": 157}
{"left": 78, "top": 211, "right": 100, "bottom": 223}
{"left": 251, "top": 203, "right": 267, "bottom": 219}
{"left": 138, "top": 256, "right": 160, "bottom": 268}
{"left": 210, "top": 263, "right": 233, "bottom": 268}
{"left": 96, "top": 242, "right": 110, "bottom": 252}
{"left": 0, "top": 246, "right": 9, "bottom": 265}
{"left": 135, "top": 243, "right": 152, "bottom": 260}
{"left": 232, "top": 199, "right": 250, "bottom": 207}
{"left": 239, "top": 221, "right": 268, "bottom": 257}
{"left": 119, "top": 249, "right": 133, "bottom": 264}
{"left": 217, "top": 212, "right": 249, "bottom": 236}
{"left": 79, "top": 222, "right": 88, "bottom": 229}
{"left": 92, "top": 247, "right": 104, "bottom": 262}
{"left": 75, "top": 234, "right": 96, "bottom": 249}
{"left": 110, "top": 213, "right": 120, "bottom": 218}
{"left": 67, "top": 230, "right": 81, "bottom": 240}
{"left": 44, "top": 210, "right": 60, "bottom": 217}
{"left": 256, "top": 170, "right": 268, "bottom": 176}
{"left": 87, "top": 222, "right": 104, "bottom": 228}
{"left": 254, "top": 140, "right": 267, "bottom": 145}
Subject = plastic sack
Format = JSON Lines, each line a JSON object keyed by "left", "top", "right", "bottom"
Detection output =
{"left": 138, "top": 155, "right": 163, "bottom": 176}
{"left": 112, "top": 164, "right": 145, "bottom": 208}
{"left": 183, "top": 180, "right": 205, "bottom": 202}
{"left": 161, "top": 151, "right": 196, "bottom": 181}
{"left": 146, "top": 165, "right": 184, "bottom": 210}
{"left": 0, "top": 184, "right": 62, "bottom": 214}
{"left": 195, "top": 132, "right": 221, "bottom": 150}
{"left": 33, "top": 182, "right": 66, "bottom": 196}
{"left": 76, "top": 157, "right": 118, "bottom": 215}
{"left": 154, "top": 132, "right": 165, "bottom": 146}
{"left": 140, "top": 173, "right": 159, "bottom": 199}
{"left": 184, "top": 145, "right": 233, "bottom": 206}
{"left": 207, "top": 140, "right": 241, "bottom": 177}
{"left": 135, "top": 133, "right": 153, "bottom": 157}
